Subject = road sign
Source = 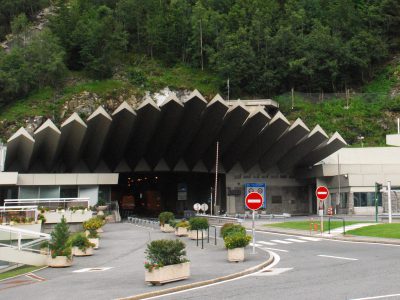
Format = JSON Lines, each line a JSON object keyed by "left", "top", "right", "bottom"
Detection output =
{"left": 201, "top": 203, "right": 208, "bottom": 212}
{"left": 245, "top": 183, "right": 266, "bottom": 208}
{"left": 316, "top": 186, "right": 329, "bottom": 201}
{"left": 245, "top": 192, "right": 263, "bottom": 211}
{"left": 193, "top": 203, "right": 201, "bottom": 212}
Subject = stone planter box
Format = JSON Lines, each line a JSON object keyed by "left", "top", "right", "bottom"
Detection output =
{"left": 43, "top": 210, "right": 92, "bottom": 224}
{"left": 89, "top": 238, "right": 99, "bottom": 249}
{"left": 188, "top": 230, "right": 208, "bottom": 240}
{"left": 162, "top": 224, "right": 175, "bottom": 233}
{"left": 227, "top": 247, "right": 245, "bottom": 262}
{"left": 47, "top": 256, "right": 73, "bottom": 268}
{"left": 175, "top": 227, "right": 188, "bottom": 237}
{"left": 145, "top": 262, "right": 190, "bottom": 285}
{"left": 72, "top": 246, "right": 94, "bottom": 256}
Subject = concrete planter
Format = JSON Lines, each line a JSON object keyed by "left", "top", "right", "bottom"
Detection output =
{"left": 175, "top": 227, "right": 188, "bottom": 237}
{"left": 43, "top": 210, "right": 92, "bottom": 224}
{"left": 188, "top": 230, "right": 208, "bottom": 240}
{"left": 47, "top": 256, "right": 73, "bottom": 268}
{"left": 89, "top": 238, "right": 99, "bottom": 249}
{"left": 162, "top": 224, "right": 175, "bottom": 233}
{"left": 145, "top": 262, "right": 190, "bottom": 285}
{"left": 227, "top": 247, "right": 245, "bottom": 262}
{"left": 97, "top": 228, "right": 104, "bottom": 233}
{"left": 160, "top": 225, "right": 164, "bottom": 231}
{"left": 72, "top": 246, "right": 94, "bottom": 256}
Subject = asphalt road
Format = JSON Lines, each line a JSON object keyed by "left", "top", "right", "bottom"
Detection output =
{"left": 158, "top": 230, "right": 400, "bottom": 300}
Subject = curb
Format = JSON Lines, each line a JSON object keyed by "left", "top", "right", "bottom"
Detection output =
{"left": 118, "top": 254, "right": 274, "bottom": 300}
{"left": 255, "top": 227, "right": 400, "bottom": 246}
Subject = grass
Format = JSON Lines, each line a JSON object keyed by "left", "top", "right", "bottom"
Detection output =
{"left": 265, "top": 221, "right": 371, "bottom": 232}
{"left": 0, "top": 265, "right": 41, "bottom": 281}
{"left": 346, "top": 223, "right": 400, "bottom": 239}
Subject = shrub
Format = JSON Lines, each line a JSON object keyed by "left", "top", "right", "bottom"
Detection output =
{"left": 168, "top": 219, "right": 178, "bottom": 228}
{"left": 224, "top": 233, "right": 251, "bottom": 250}
{"left": 176, "top": 220, "right": 189, "bottom": 228}
{"left": 144, "top": 239, "right": 188, "bottom": 272}
{"left": 83, "top": 217, "right": 104, "bottom": 231}
{"left": 87, "top": 229, "right": 99, "bottom": 239}
{"left": 189, "top": 217, "right": 209, "bottom": 231}
{"left": 70, "top": 233, "right": 95, "bottom": 252}
{"left": 159, "top": 212, "right": 174, "bottom": 225}
{"left": 49, "top": 216, "right": 71, "bottom": 258}
{"left": 38, "top": 214, "right": 47, "bottom": 223}
{"left": 221, "top": 224, "right": 246, "bottom": 238}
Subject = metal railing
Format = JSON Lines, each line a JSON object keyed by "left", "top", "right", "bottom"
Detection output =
{"left": 328, "top": 217, "right": 346, "bottom": 235}
{"left": 0, "top": 205, "right": 39, "bottom": 223}
{"left": 4, "top": 198, "right": 90, "bottom": 210}
{"left": 0, "top": 225, "right": 50, "bottom": 253}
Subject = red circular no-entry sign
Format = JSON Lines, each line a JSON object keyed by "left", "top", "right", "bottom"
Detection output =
{"left": 245, "top": 192, "right": 263, "bottom": 210}
{"left": 316, "top": 186, "right": 329, "bottom": 201}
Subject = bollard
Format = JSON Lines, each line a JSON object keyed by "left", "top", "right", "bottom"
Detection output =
{"left": 202, "top": 230, "right": 204, "bottom": 249}
{"left": 196, "top": 230, "right": 199, "bottom": 247}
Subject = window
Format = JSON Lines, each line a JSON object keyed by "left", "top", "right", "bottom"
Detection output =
{"left": 40, "top": 186, "right": 60, "bottom": 198}
{"left": 19, "top": 186, "right": 39, "bottom": 199}
{"left": 98, "top": 186, "right": 111, "bottom": 203}
{"left": 271, "top": 195, "right": 282, "bottom": 204}
{"left": 60, "top": 186, "right": 78, "bottom": 198}
{"left": 354, "top": 192, "right": 381, "bottom": 207}
{"left": 339, "top": 193, "right": 348, "bottom": 209}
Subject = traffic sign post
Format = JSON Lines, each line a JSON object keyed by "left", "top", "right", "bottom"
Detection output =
{"left": 316, "top": 186, "right": 329, "bottom": 234}
{"left": 245, "top": 192, "right": 264, "bottom": 254}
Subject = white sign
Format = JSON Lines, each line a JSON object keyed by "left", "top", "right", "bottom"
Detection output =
{"left": 319, "top": 209, "right": 324, "bottom": 217}
{"left": 193, "top": 203, "right": 201, "bottom": 211}
{"left": 201, "top": 203, "right": 208, "bottom": 212}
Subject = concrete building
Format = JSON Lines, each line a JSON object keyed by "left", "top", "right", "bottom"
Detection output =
{"left": 0, "top": 90, "right": 361, "bottom": 216}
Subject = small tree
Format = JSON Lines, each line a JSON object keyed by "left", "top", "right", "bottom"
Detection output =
{"left": 49, "top": 216, "right": 71, "bottom": 258}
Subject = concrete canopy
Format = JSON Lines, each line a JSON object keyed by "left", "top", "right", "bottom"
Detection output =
{"left": 3, "top": 92, "right": 346, "bottom": 174}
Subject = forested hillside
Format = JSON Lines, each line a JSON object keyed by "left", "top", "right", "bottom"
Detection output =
{"left": 0, "top": 0, "right": 400, "bottom": 146}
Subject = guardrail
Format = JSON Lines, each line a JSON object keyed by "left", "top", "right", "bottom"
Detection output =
{"left": 0, "top": 225, "right": 50, "bottom": 253}
{"left": 196, "top": 214, "right": 241, "bottom": 225}
{"left": 127, "top": 217, "right": 159, "bottom": 229}
{"left": 4, "top": 198, "right": 90, "bottom": 210}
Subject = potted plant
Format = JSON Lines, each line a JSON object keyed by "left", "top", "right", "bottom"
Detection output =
{"left": 70, "top": 233, "right": 95, "bottom": 256}
{"left": 224, "top": 232, "right": 251, "bottom": 262}
{"left": 158, "top": 212, "right": 175, "bottom": 232}
{"left": 220, "top": 223, "right": 246, "bottom": 239}
{"left": 87, "top": 229, "right": 100, "bottom": 249}
{"left": 144, "top": 239, "right": 190, "bottom": 285}
{"left": 175, "top": 220, "right": 189, "bottom": 237}
{"left": 83, "top": 217, "right": 102, "bottom": 249}
{"left": 47, "top": 216, "right": 73, "bottom": 267}
{"left": 188, "top": 217, "right": 209, "bottom": 240}
{"left": 96, "top": 199, "right": 108, "bottom": 216}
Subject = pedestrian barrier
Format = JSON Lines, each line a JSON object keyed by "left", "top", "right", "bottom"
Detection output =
{"left": 309, "top": 219, "right": 320, "bottom": 235}
{"left": 328, "top": 217, "right": 346, "bottom": 235}
{"left": 127, "top": 217, "right": 159, "bottom": 230}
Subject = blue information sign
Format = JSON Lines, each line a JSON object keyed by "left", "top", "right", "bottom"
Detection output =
{"left": 244, "top": 183, "right": 266, "bottom": 208}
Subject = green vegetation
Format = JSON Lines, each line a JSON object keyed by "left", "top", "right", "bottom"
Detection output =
{"left": 188, "top": 217, "right": 209, "bottom": 231}
{"left": 347, "top": 224, "right": 400, "bottom": 239}
{"left": 266, "top": 221, "right": 371, "bottom": 232}
{"left": 158, "top": 212, "right": 175, "bottom": 226}
{"left": 144, "top": 239, "right": 188, "bottom": 271}
{"left": 220, "top": 223, "right": 246, "bottom": 239}
{"left": 0, "top": 265, "right": 42, "bottom": 281}
{"left": 49, "top": 216, "right": 71, "bottom": 259}
{"left": 224, "top": 232, "right": 252, "bottom": 250}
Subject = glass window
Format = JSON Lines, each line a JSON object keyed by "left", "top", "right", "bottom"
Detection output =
{"left": 354, "top": 192, "right": 379, "bottom": 207}
{"left": 98, "top": 186, "right": 111, "bottom": 204}
{"left": 19, "top": 186, "right": 39, "bottom": 199}
{"left": 339, "top": 193, "right": 348, "bottom": 208}
{"left": 40, "top": 186, "right": 60, "bottom": 198}
{"left": 60, "top": 186, "right": 78, "bottom": 198}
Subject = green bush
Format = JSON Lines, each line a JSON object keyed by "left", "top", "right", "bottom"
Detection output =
{"left": 83, "top": 217, "right": 104, "bottom": 231}
{"left": 168, "top": 219, "right": 178, "bottom": 228}
{"left": 70, "top": 233, "right": 95, "bottom": 252}
{"left": 144, "top": 239, "right": 188, "bottom": 271}
{"left": 49, "top": 216, "right": 72, "bottom": 258}
{"left": 159, "top": 212, "right": 174, "bottom": 225}
{"left": 189, "top": 217, "right": 209, "bottom": 230}
{"left": 224, "top": 233, "right": 251, "bottom": 250}
{"left": 176, "top": 220, "right": 189, "bottom": 228}
{"left": 220, "top": 224, "right": 246, "bottom": 238}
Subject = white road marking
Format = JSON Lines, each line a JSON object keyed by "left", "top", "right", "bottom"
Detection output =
{"left": 285, "top": 238, "right": 307, "bottom": 243}
{"left": 73, "top": 267, "right": 113, "bottom": 273}
{"left": 249, "top": 243, "right": 263, "bottom": 247}
{"left": 251, "top": 268, "right": 293, "bottom": 276}
{"left": 318, "top": 254, "right": 358, "bottom": 261}
{"left": 271, "top": 239, "right": 292, "bottom": 244}
{"left": 297, "top": 236, "right": 321, "bottom": 241}
{"left": 258, "top": 241, "right": 277, "bottom": 246}
{"left": 350, "top": 293, "right": 400, "bottom": 300}
{"left": 261, "top": 247, "right": 289, "bottom": 253}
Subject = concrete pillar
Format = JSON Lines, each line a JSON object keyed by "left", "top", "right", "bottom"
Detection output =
{"left": 348, "top": 192, "right": 354, "bottom": 214}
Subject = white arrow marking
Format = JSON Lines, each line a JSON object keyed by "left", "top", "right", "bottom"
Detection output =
{"left": 251, "top": 268, "right": 293, "bottom": 276}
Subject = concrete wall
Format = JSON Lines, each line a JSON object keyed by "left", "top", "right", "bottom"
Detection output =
{"left": 16, "top": 173, "right": 118, "bottom": 185}
{"left": 225, "top": 164, "right": 309, "bottom": 214}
